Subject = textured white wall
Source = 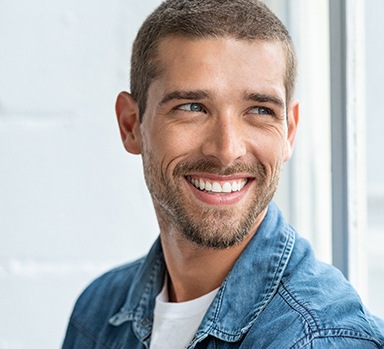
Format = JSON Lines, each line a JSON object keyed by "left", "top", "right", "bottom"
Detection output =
{"left": 0, "top": 1, "right": 161, "bottom": 348}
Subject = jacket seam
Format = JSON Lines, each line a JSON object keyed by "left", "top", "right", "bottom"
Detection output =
{"left": 291, "top": 329, "right": 383, "bottom": 348}
{"left": 279, "top": 282, "right": 320, "bottom": 333}
{"left": 279, "top": 284, "right": 382, "bottom": 348}
{"left": 69, "top": 318, "right": 112, "bottom": 349}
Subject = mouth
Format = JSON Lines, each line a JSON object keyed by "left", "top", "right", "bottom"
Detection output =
{"left": 186, "top": 175, "right": 249, "bottom": 193}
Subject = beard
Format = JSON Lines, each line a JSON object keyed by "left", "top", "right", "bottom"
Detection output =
{"left": 142, "top": 149, "right": 282, "bottom": 249}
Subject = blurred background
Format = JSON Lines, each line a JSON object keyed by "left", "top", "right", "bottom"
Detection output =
{"left": 0, "top": 0, "right": 383, "bottom": 347}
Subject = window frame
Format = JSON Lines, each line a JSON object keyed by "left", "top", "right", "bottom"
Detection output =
{"left": 265, "top": 0, "right": 368, "bottom": 298}
{"left": 329, "top": 0, "right": 367, "bottom": 296}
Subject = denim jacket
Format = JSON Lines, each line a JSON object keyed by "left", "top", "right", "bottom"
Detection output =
{"left": 62, "top": 202, "right": 384, "bottom": 348}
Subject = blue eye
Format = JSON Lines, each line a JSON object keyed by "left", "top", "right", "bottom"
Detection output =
{"left": 249, "top": 106, "right": 273, "bottom": 115}
{"left": 176, "top": 103, "right": 205, "bottom": 112}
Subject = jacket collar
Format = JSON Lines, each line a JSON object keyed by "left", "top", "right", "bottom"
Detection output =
{"left": 109, "top": 240, "right": 165, "bottom": 344}
{"left": 109, "top": 202, "right": 295, "bottom": 345}
{"left": 192, "top": 202, "right": 295, "bottom": 344}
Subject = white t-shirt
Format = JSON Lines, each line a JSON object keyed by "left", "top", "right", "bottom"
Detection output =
{"left": 149, "top": 280, "right": 219, "bottom": 349}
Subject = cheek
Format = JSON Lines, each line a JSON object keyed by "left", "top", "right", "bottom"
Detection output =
{"left": 143, "top": 126, "right": 201, "bottom": 176}
{"left": 249, "top": 128, "right": 287, "bottom": 155}
{"left": 247, "top": 130, "right": 288, "bottom": 173}
{"left": 158, "top": 124, "right": 203, "bottom": 156}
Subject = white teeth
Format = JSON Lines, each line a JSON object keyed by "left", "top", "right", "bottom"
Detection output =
{"left": 188, "top": 177, "right": 248, "bottom": 193}
{"left": 212, "top": 182, "right": 222, "bottom": 193}
{"left": 222, "top": 182, "right": 232, "bottom": 193}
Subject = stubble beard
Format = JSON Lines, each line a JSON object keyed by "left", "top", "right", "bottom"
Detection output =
{"left": 142, "top": 150, "right": 282, "bottom": 250}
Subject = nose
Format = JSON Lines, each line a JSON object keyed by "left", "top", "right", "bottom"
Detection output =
{"left": 201, "top": 115, "right": 247, "bottom": 166}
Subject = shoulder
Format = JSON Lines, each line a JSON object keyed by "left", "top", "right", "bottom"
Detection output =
{"left": 70, "top": 257, "right": 145, "bottom": 325}
{"left": 293, "top": 335, "right": 384, "bottom": 348}
{"left": 62, "top": 257, "right": 146, "bottom": 348}
{"left": 276, "top": 234, "right": 384, "bottom": 348}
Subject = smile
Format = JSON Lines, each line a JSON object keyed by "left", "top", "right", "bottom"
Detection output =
{"left": 187, "top": 176, "right": 248, "bottom": 193}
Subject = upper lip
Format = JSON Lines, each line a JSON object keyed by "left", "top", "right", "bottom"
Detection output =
{"left": 185, "top": 173, "right": 253, "bottom": 181}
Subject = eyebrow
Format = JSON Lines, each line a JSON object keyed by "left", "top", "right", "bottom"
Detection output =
{"left": 159, "top": 90, "right": 211, "bottom": 106}
{"left": 244, "top": 92, "right": 285, "bottom": 110}
{"left": 158, "top": 89, "right": 285, "bottom": 110}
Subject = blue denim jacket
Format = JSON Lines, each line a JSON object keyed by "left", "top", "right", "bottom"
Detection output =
{"left": 62, "top": 202, "right": 384, "bottom": 348}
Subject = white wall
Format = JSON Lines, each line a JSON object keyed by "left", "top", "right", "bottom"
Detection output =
{"left": 0, "top": 1, "right": 333, "bottom": 347}
{"left": 0, "top": 1, "right": 161, "bottom": 348}
{"left": 2, "top": 0, "right": 382, "bottom": 348}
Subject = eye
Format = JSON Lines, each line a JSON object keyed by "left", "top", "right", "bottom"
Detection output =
{"left": 248, "top": 106, "right": 274, "bottom": 115}
{"left": 176, "top": 103, "right": 206, "bottom": 113}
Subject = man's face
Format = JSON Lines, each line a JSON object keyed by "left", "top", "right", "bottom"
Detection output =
{"left": 133, "top": 37, "right": 298, "bottom": 249}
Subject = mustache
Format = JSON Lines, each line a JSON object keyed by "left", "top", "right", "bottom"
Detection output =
{"left": 173, "top": 159, "right": 265, "bottom": 177}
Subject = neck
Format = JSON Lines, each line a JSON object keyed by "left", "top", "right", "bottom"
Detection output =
{"left": 158, "top": 208, "right": 267, "bottom": 302}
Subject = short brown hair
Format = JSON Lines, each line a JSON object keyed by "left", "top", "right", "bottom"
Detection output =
{"left": 130, "top": 0, "right": 297, "bottom": 121}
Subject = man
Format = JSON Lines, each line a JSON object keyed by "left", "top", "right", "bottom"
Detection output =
{"left": 62, "top": 0, "right": 384, "bottom": 348}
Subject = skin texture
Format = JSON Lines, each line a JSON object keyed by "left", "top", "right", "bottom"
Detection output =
{"left": 116, "top": 36, "right": 299, "bottom": 302}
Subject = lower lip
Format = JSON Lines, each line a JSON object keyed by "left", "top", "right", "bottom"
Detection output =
{"left": 185, "top": 178, "right": 252, "bottom": 206}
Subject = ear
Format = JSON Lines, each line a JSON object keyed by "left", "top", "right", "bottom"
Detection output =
{"left": 115, "top": 91, "right": 142, "bottom": 154}
{"left": 283, "top": 100, "right": 299, "bottom": 161}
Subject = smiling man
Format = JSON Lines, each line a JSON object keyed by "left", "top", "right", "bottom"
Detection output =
{"left": 62, "top": 1, "right": 384, "bottom": 348}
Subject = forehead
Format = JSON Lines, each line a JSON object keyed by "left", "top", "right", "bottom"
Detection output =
{"left": 151, "top": 36, "right": 287, "bottom": 101}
